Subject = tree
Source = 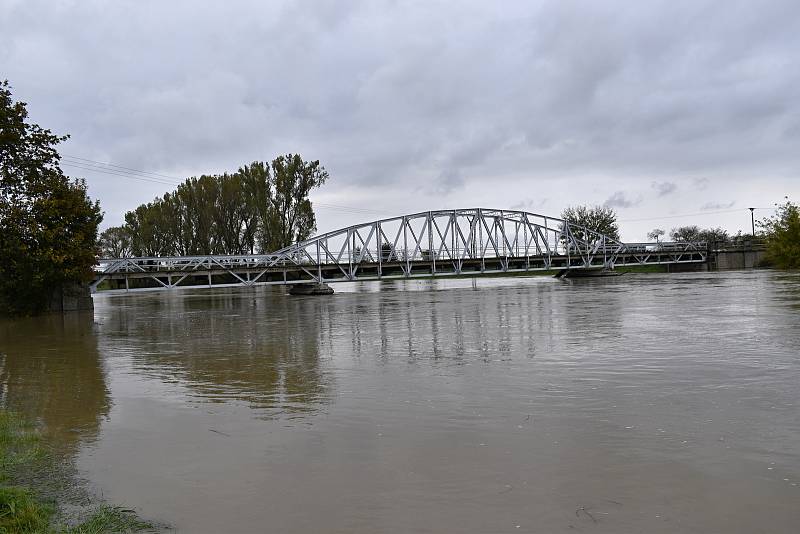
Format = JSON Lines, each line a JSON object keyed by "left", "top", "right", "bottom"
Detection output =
{"left": 759, "top": 197, "right": 800, "bottom": 269}
{"left": 240, "top": 161, "right": 278, "bottom": 253}
{"left": 0, "top": 80, "right": 102, "bottom": 315}
{"left": 560, "top": 205, "right": 620, "bottom": 243}
{"left": 669, "top": 225, "right": 700, "bottom": 242}
{"left": 647, "top": 228, "right": 665, "bottom": 243}
{"left": 268, "top": 154, "right": 328, "bottom": 250}
{"left": 125, "top": 201, "right": 173, "bottom": 256}
{"left": 700, "top": 227, "right": 730, "bottom": 244}
{"left": 118, "top": 155, "right": 328, "bottom": 257}
{"left": 98, "top": 226, "right": 131, "bottom": 257}
{"left": 669, "top": 225, "right": 729, "bottom": 244}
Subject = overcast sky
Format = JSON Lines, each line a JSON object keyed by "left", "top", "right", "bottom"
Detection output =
{"left": 3, "top": 0, "right": 799, "bottom": 240}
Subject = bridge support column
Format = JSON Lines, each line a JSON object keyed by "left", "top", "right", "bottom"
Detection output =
{"left": 289, "top": 283, "right": 334, "bottom": 295}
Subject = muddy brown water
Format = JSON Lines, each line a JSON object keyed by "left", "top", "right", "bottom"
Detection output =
{"left": 1, "top": 271, "right": 799, "bottom": 533}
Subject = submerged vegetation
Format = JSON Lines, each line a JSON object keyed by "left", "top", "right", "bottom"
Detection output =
{"left": 0, "top": 410, "right": 154, "bottom": 533}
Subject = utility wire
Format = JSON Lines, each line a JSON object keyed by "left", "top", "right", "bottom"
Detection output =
{"left": 61, "top": 155, "right": 389, "bottom": 216}
{"left": 63, "top": 154, "right": 182, "bottom": 181}
{"left": 61, "top": 162, "right": 180, "bottom": 186}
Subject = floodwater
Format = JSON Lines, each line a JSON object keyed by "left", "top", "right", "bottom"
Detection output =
{"left": 1, "top": 271, "right": 799, "bottom": 533}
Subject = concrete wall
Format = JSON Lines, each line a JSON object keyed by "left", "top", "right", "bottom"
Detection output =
{"left": 47, "top": 283, "right": 94, "bottom": 313}
{"left": 712, "top": 249, "right": 766, "bottom": 270}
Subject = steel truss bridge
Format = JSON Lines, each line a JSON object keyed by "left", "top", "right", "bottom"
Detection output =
{"left": 92, "top": 208, "right": 707, "bottom": 293}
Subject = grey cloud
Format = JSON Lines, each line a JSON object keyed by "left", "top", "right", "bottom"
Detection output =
{"left": 700, "top": 201, "right": 736, "bottom": 210}
{"left": 510, "top": 198, "right": 549, "bottom": 212}
{"left": 2, "top": 0, "right": 799, "bottom": 235}
{"left": 604, "top": 191, "right": 641, "bottom": 209}
{"left": 651, "top": 181, "right": 677, "bottom": 197}
{"left": 433, "top": 169, "right": 465, "bottom": 195}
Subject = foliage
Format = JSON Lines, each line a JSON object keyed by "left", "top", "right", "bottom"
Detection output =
{"left": 268, "top": 154, "right": 328, "bottom": 250}
{"left": 560, "top": 205, "right": 620, "bottom": 242}
{"left": 669, "top": 225, "right": 729, "bottom": 244}
{"left": 647, "top": 228, "right": 665, "bottom": 242}
{"left": 114, "top": 155, "right": 328, "bottom": 257}
{"left": 0, "top": 80, "right": 103, "bottom": 315}
{"left": 759, "top": 197, "right": 800, "bottom": 269}
{"left": 97, "top": 227, "right": 131, "bottom": 258}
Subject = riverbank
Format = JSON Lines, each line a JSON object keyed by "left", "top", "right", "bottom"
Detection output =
{"left": 0, "top": 410, "right": 154, "bottom": 533}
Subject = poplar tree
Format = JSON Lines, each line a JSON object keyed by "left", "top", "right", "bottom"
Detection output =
{"left": 111, "top": 155, "right": 328, "bottom": 257}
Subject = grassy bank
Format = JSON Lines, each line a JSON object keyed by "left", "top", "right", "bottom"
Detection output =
{"left": 0, "top": 411, "right": 154, "bottom": 533}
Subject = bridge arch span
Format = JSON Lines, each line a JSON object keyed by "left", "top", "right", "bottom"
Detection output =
{"left": 93, "top": 208, "right": 706, "bottom": 292}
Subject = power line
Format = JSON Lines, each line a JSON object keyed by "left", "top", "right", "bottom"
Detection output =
{"left": 62, "top": 154, "right": 183, "bottom": 182}
{"left": 61, "top": 162, "right": 179, "bottom": 186}
{"left": 61, "top": 155, "right": 390, "bottom": 216}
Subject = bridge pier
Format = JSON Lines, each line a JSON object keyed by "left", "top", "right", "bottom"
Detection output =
{"left": 289, "top": 283, "right": 334, "bottom": 295}
{"left": 46, "top": 283, "right": 94, "bottom": 312}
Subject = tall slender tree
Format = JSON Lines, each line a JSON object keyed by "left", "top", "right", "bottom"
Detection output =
{"left": 268, "top": 154, "right": 328, "bottom": 250}
{"left": 117, "top": 156, "right": 329, "bottom": 258}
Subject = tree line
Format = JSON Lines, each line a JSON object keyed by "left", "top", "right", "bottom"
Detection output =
{"left": 560, "top": 204, "right": 737, "bottom": 245}
{"left": 564, "top": 201, "right": 799, "bottom": 269}
{"left": 99, "top": 155, "right": 328, "bottom": 257}
{"left": 3, "top": 73, "right": 799, "bottom": 315}
{"left": 559, "top": 205, "right": 737, "bottom": 245}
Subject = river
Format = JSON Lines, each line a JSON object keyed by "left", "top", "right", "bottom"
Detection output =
{"left": 1, "top": 271, "right": 799, "bottom": 533}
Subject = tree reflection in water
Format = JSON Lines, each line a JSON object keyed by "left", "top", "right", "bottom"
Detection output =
{"left": 0, "top": 312, "right": 110, "bottom": 453}
{"left": 95, "top": 289, "right": 331, "bottom": 418}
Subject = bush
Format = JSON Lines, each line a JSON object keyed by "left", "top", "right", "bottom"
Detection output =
{"left": 759, "top": 198, "right": 800, "bottom": 269}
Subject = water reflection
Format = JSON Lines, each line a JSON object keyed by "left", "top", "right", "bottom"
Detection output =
{"left": 3, "top": 272, "right": 800, "bottom": 533}
{"left": 94, "top": 289, "right": 331, "bottom": 418}
{"left": 0, "top": 313, "right": 109, "bottom": 452}
{"left": 335, "top": 279, "right": 575, "bottom": 366}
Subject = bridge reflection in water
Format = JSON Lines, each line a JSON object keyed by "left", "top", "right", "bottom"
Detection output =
{"left": 92, "top": 208, "right": 707, "bottom": 292}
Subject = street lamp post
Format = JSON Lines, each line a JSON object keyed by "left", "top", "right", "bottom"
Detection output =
{"left": 748, "top": 207, "right": 755, "bottom": 237}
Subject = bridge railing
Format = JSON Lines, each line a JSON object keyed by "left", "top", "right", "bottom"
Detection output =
{"left": 92, "top": 209, "right": 710, "bottom": 289}
{"left": 95, "top": 241, "right": 706, "bottom": 275}
{"left": 616, "top": 241, "right": 707, "bottom": 252}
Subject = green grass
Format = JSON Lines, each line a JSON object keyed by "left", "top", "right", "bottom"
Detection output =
{"left": 0, "top": 486, "right": 53, "bottom": 533}
{"left": 64, "top": 507, "right": 154, "bottom": 534}
{"left": 0, "top": 411, "right": 155, "bottom": 533}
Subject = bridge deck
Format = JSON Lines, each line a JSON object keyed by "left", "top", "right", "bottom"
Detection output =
{"left": 93, "top": 247, "right": 706, "bottom": 293}
{"left": 93, "top": 208, "right": 707, "bottom": 293}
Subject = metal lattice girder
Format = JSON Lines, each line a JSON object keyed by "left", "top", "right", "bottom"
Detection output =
{"left": 92, "top": 208, "right": 707, "bottom": 292}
